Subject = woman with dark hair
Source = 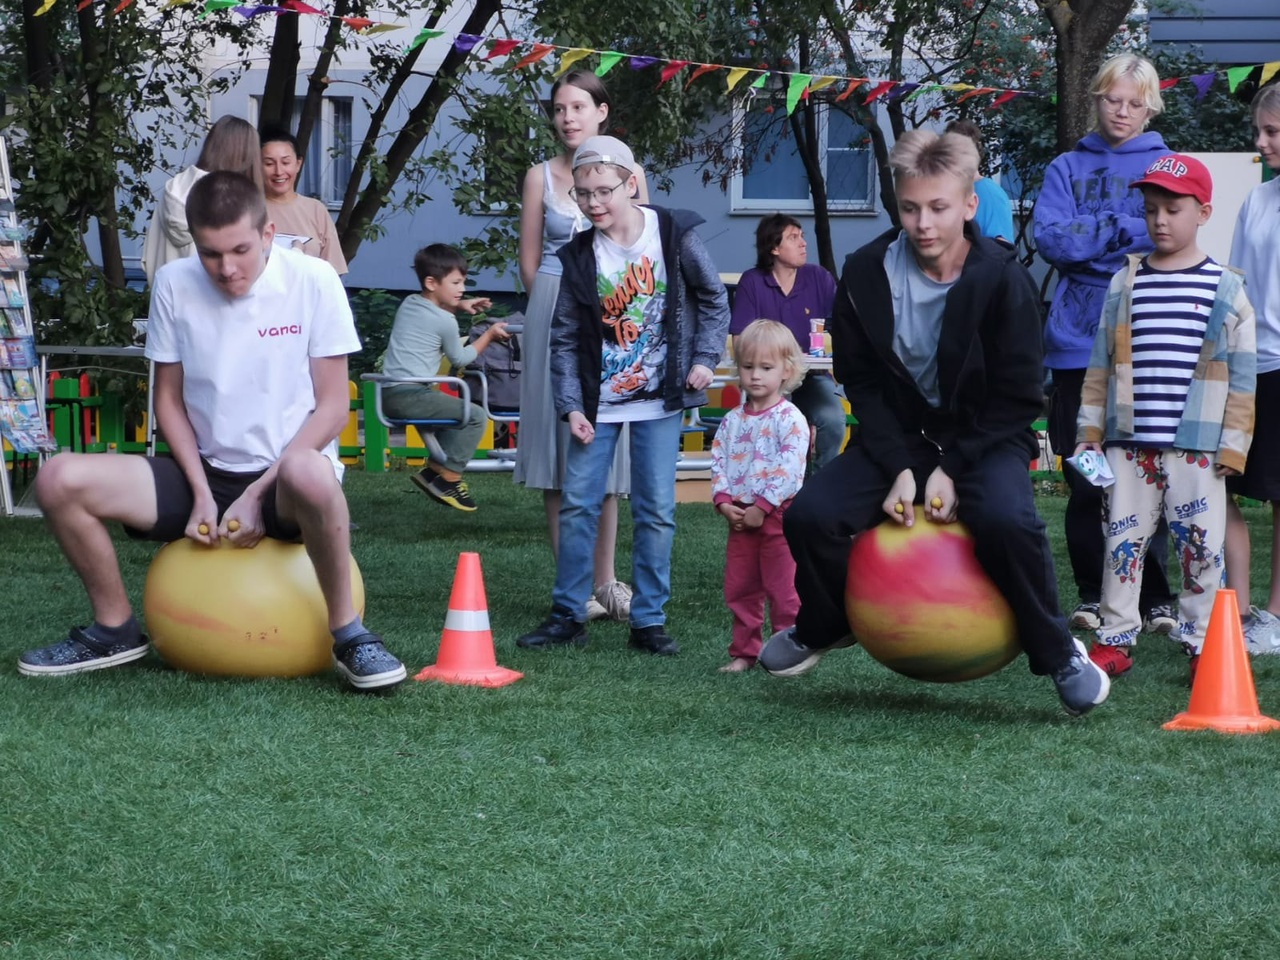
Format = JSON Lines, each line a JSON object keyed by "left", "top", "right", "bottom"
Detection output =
{"left": 514, "top": 70, "right": 651, "bottom": 622}
{"left": 142, "top": 116, "right": 262, "bottom": 283}
{"left": 729, "top": 214, "right": 845, "bottom": 469}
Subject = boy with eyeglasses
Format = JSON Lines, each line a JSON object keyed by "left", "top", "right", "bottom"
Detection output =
{"left": 516, "top": 135, "right": 729, "bottom": 655}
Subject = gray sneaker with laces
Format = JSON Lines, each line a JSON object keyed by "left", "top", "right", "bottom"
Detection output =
{"left": 1244, "top": 606, "right": 1280, "bottom": 655}
{"left": 1053, "top": 638, "right": 1111, "bottom": 717}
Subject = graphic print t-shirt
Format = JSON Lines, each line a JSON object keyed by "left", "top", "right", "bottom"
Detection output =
{"left": 593, "top": 207, "right": 669, "bottom": 423}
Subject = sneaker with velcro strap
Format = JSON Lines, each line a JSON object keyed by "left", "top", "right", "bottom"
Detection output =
{"left": 18, "top": 627, "right": 150, "bottom": 677}
{"left": 332, "top": 633, "right": 407, "bottom": 691}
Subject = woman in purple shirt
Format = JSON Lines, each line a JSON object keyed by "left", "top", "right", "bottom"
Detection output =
{"left": 730, "top": 215, "right": 846, "bottom": 468}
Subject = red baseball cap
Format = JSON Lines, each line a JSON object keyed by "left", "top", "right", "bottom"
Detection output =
{"left": 1130, "top": 154, "right": 1213, "bottom": 204}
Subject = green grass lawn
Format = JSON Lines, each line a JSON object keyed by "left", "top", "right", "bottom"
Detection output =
{"left": 3, "top": 471, "right": 1280, "bottom": 959}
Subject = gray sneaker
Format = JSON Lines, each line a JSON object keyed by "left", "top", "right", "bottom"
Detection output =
{"left": 1053, "top": 638, "right": 1111, "bottom": 717}
{"left": 758, "top": 627, "right": 854, "bottom": 678}
{"left": 1069, "top": 602, "right": 1101, "bottom": 631}
{"left": 1244, "top": 606, "right": 1280, "bottom": 655}
{"left": 1143, "top": 603, "right": 1177, "bottom": 636}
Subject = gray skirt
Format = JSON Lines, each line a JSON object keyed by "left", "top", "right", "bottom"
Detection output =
{"left": 513, "top": 270, "right": 631, "bottom": 495}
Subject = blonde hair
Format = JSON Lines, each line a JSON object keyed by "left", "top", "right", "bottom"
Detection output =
{"left": 1089, "top": 54, "right": 1164, "bottom": 131}
{"left": 1253, "top": 83, "right": 1280, "bottom": 126}
{"left": 736, "top": 319, "right": 806, "bottom": 394}
{"left": 889, "top": 130, "right": 978, "bottom": 194}
{"left": 197, "top": 116, "right": 264, "bottom": 193}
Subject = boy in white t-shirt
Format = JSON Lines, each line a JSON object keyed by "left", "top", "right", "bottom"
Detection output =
{"left": 18, "top": 171, "right": 407, "bottom": 691}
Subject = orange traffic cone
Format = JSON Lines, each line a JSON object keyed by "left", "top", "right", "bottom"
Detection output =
{"left": 1164, "top": 589, "right": 1280, "bottom": 734}
{"left": 414, "top": 552, "right": 523, "bottom": 688}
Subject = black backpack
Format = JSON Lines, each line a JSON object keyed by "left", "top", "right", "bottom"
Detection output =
{"left": 463, "top": 313, "right": 522, "bottom": 414}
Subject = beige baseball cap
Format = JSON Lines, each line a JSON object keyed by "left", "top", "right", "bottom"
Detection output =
{"left": 572, "top": 135, "right": 635, "bottom": 171}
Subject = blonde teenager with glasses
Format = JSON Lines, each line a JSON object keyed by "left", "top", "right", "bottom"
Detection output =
{"left": 1034, "top": 53, "right": 1177, "bottom": 638}
{"left": 516, "top": 71, "right": 649, "bottom": 623}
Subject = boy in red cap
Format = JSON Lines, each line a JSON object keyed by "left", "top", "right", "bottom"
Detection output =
{"left": 1075, "top": 153, "right": 1255, "bottom": 680}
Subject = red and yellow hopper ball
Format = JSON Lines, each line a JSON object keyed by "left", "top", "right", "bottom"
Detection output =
{"left": 845, "top": 520, "right": 1020, "bottom": 683}
{"left": 144, "top": 538, "right": 364, "bottom": 678}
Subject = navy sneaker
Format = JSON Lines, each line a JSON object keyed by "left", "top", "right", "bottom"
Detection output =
{"left": 1053, "top": 638, "right": 1111, "bottom": 717}
{"left": 758, "top": 627, "right": 854, "bottom": 678}
{"left": 332, "top": 633, "right": 407, "bottom": 691}
{"left": 516, "top": 610, "right": 588, "bottom": 650}
{"left": 628, "top": 625, "right": 680, "bottom": 656}
{"left": 18, "top": 627, "right": 150, "bottom": 677}
{"left": 412, "top": 472, "right": 477, "bottom": 512}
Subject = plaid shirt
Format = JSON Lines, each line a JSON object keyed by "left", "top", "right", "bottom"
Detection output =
{"left": 1077, "top": 254, "right": 1257, "bottom": 473}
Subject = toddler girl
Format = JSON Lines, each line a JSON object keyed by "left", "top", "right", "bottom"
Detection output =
{"left": 711, "top": 320, "right": 811, "bottom": 671}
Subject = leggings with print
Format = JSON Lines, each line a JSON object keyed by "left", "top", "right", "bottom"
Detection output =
{"left": 1098, "top": 447, "right": 1226, "bottom": 653}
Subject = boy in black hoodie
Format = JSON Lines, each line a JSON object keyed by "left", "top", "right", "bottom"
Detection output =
{"left": 758, "top": 130, "right": 1109, "bottom": 717}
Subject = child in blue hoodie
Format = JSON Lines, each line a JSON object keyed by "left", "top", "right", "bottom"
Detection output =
{"left": 1035, "top": 52, "right": 1177, "bottom": 636}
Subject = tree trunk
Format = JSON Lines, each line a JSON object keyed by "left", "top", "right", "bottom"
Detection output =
{"left": 1040, "top": 0, "right": 1137, "bottom": 152}
{"left": 260, "top": 13, "right": 301, "bottom": 132}
{"left": 76, "top": 6, "right": 125, "bottom": 290}
{"left": 296, "top": 0, "right": 352, "bottom": 158}
{"left": 20, "top": 0, "right": 57, "bottom": 92}
{"left": 338, "top": 0, "right": 501, "bottom": 261}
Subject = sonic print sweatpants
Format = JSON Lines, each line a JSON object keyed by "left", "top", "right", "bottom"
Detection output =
{"left": 1098, "top": 447, "right": 1226, "bottom": 653}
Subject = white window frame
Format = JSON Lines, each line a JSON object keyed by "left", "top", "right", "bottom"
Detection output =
{"left": 729, "top": 100, "right": 876, "bottom": 215}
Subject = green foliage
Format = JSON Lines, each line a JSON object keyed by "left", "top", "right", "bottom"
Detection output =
{"left": 348, "top": 288, "right": 405, "bottom": 379}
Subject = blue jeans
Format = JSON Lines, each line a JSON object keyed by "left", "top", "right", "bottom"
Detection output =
{"left": 552, "top": 413, "right": 683, "bottom": 627}
{"left": 789, "top": 372, "right": 847, "bottom": 470}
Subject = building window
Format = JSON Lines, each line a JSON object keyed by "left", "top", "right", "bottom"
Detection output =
{"left": 731, "top": 101, "right": 876, "bottom": 214}
{"left": 252, "top": 96, "right": 353, "bottom": 208}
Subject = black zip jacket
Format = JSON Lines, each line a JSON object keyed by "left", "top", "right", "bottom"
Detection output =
{"left": 831, "top": 223, "right": 1044, "bottom": 481}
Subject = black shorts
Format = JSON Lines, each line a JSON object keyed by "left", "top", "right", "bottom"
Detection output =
{"left": 125, "top": 457, "right": 300, "bottom": 542}
{"left": 1228, "top": 369, "right": 1280, "bottom": 503}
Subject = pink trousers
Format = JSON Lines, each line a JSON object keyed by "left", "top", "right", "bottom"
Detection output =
{"left": 724, "top": 504, "right": 800, "bottom": 661}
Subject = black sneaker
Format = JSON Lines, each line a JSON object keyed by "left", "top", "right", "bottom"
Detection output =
{"left": 1143, "top": 603, "right": 1177, "bottom": 636}
{"left": 412, "top": 472, "right": 477, "bottom": 512}
{"left": 332, "top": 633, "right": 407, "bottom": 691}
{"left": 758, "top": 626, "right": 854, "bottom": 678}
{"left": 628, "top": 625, "right": 680, "bottom": 656}
{"left": 1052, "top": 638, "right": 1111, "bottom": 717}
{"left": 516, "top": 610, "right": 588, "bottom": 650}
{"left": 18, "top": 627, "right": 150, "bottom": 677}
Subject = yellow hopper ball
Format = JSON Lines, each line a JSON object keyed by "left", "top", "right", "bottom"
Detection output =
{"left": 144, "top": 538, "right": 364, "bottom": 678}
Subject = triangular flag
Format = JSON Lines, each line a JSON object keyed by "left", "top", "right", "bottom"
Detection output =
{"left": 514, "top": 43, "right": 555, "bottom": 70}
{"left": 34, "top": 0, "right": 57, "bottom": 14}
{"left": 1159, "top": 77, "right": 1178, "bottom": 91}
{"left": 201, "top": 0, "right": 238, "bottom": 14}
{"left": 955, "top": 86, "right": 997, "bottom": 104}
{"left": 235, "top": 4, "right": 283, "bottom": 16}
{"left": 835, "top": 80, "right": 865, "bottom": 103}
{"left": 557, "top": 48, "right": 592, "bottom": 75}
{"left": 1262, "top": 61, "right": 1280, "bottom": 86}
{"left": 750, "top": 72, "right": 769, "bottom": 89}
{"left": 629, "top": 56, "right": 659, "bottom": 70}
{"left": 453, "top": 33, "right": 483, "bottom": 53}
{"left": 163, "top": 0, "right": 196, "bottom": 8}
{"left": 886, "top": 81, "right": 920, "bottom": 102}
{"left": 485, "top": 39, "right": 521, "bottom": 61}
{"left": 785, "top": 73, "right": 812, "bottom": 115}
{"left": 112, "top": 0, "right": 135, "bottom": 12}
{"left": 341, "top": 16, "right": 372, "bottom": 30}
{"left": 942, "top": 83, "right": 975, "bottom": 92}
{"left": 404, "top": 28, "right": 443, "bottom": 54}
{"left": 685, "top": 63, "right": 720, "bottom": 88}
{"left": 595, "top": 52, "right": 624, "bottom": 77}
{"left": 863, "top": 80, "right": 897, "bottom": 104}
{"left": 726, "top": 67, "right": 751, "bottom": 92}
{"left": 906, "top": 83, "right": 940, "bottom": 102}
{"left": 1190, "top": 73, "right": 1215, "bottom": 101}
{"left": 808, "top": 76, "right": 837, "bottom": 94}
{"left": 78, "top": 0, "right": 96, "bottom": 9}
{"left": 989, "top": 90, "right": 1019, "bottom": 109}
{"left": 658, "top": 60, "right": 690, "bottom": 85}
{"left": 1226, "top": 65, "right": 1253, "bottom": 92}
{"left": 281, "top": 0, "right": 321, "bottom": 13}
{"left": 362, "top": 23, "right": 401, "bottom": 36}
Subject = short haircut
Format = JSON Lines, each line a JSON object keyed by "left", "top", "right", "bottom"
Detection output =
{"left": 186, "top": 170, "right": 268, "bottom": 234}
{"left": 754, "top": 214, "right": 804, "bottom": 272}
{"left": 550, "top": 70, "right": 612, "bottom": 118}
{"left": 197, "top": 116, "right": 264, "bottom": 192}
{"left": 413, "top": 243, "right": 468, "bottom": 284}
{"left": 1253, "top": 82, "right": 1280, "bottom": 125}
{"left": 1089, "top": 53, "right": 1164, "bottom": 130}
{"left": 889, "top": 130, "right": 978, "bottom": 194}
{"left": 944, "top": 119, "right": 985, "bottom": 163}
{"left": 259, "top": 124, "right": 301, "bottom": 157}
{"left": 736, "top": 319, "right": 807, "bottom": 394}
